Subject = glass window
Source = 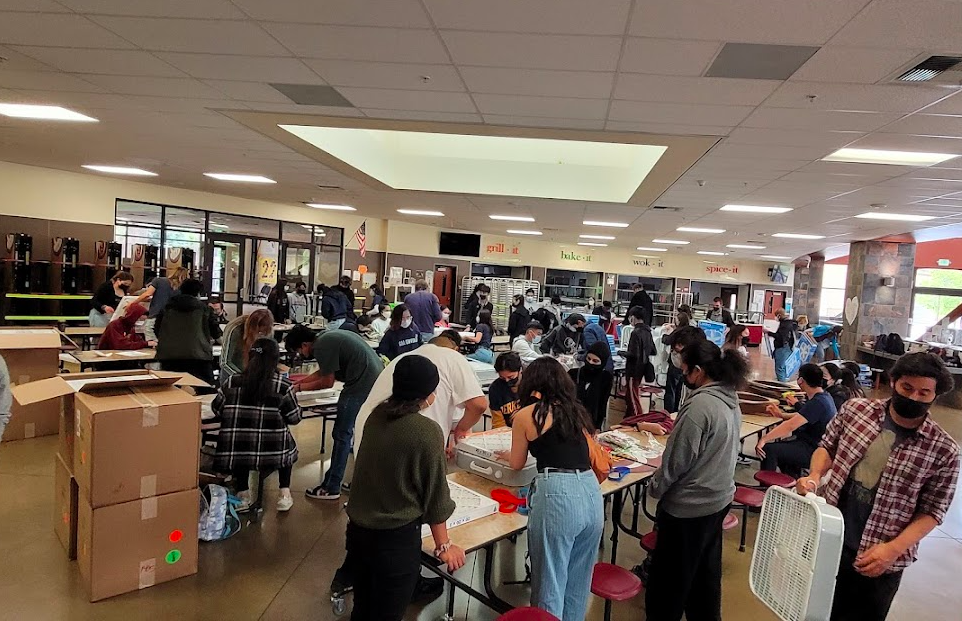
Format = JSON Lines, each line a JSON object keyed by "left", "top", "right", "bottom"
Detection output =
{"left": 164, "top": 229, "right": 205, "bottom": 272}
{"left": 315, "top": 245, "right": 341, "bottom": 290}
{"left": 115, "top": 224, "right": 161, "bottom": 262}
{"left": 116, "top": 200, "right": 162, "bottom": 226}
{"left": 208, "top": 212, "right": 280, "bottom": 238}
{"left": 316, "top": 227, "right": 343, "bottom": 248}
{"left": 819, "top": 264, "right": 848, "bottom": 321}
{"left": 916, "top": 268, "right": 962, "bottom": 289}
{"left": 911, "top": 293, "right": 962, "bottom": 339}
{"left": 282, "top": 222, "right": 313, "bottom": 243}
{"left": 166, "top": 207, "right": 205, "bottom": 232}
{"left": 284, "top": 246, "right": 312, "bottom": 282}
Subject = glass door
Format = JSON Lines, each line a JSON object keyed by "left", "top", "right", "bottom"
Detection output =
{"left": 281, "top": 242, "right": 313, "bottom": 288}
{"left": 205, "top": 234, "right": 248, "bottom": 319}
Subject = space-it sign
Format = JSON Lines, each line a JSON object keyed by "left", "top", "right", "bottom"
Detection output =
{"left": 705, "top": 264, "right": 739, "bottom": 275}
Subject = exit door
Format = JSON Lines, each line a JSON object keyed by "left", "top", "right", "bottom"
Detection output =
{"left": 204, "top": 233, "right": 250, "bottom": 319}
{"left": 764, "top": 290, "right": 786, "bottom": 319}
{"left": 434, "top": 265, "right": 456, "bottom": 309}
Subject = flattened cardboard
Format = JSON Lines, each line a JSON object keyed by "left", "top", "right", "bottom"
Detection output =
{"left": 0, "top": 328, "right": 62, "bottom": 350}
{"left": 54, "top": 453, "right": 78, "bottom": 560}
{"left": 74, "top": 385, "right": 200, "bottom": 508}
{"left": 77, "top": 489, "right": 199, "bottom": 602}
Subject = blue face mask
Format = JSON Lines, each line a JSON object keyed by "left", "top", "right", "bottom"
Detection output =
{"left": 532, "top": 335, "right": 543, "bottom": 345}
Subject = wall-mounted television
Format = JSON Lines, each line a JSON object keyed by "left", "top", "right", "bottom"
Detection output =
{"left": 439, "top": 231, "right": 481, "bottom": 258}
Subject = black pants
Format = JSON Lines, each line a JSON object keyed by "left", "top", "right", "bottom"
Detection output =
{"left": 160, "top": 358, "right": 215, "bottom": 386}
{"left": 645, "top": 504, "right": 730, "bottom": 621}
{"left": 233, "top": 466, "right": 292, "bottom": 491}
{"left": 664, "top": 366, "right": 683, "bottom": 413}
{"left": 760, "top": 439, "right": 815, "bottom": 478}
{"left": 831, "top": 548, "right": 903, "bottom": 621}
{"left": 347, "top": 521, "right": 422, "bottom": 621}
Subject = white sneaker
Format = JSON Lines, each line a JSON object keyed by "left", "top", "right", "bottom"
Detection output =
{"left": 277, "top": 489, "right": 293, "bottom": 512}
{"left": 236, "top": 490, "right": 252, "bottom": 513}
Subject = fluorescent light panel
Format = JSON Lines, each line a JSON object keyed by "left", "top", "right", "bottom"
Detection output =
{"left": 772, "top": 233, "right": 825, "bottom": 239}
{"left": 279, "top": 125, "right": 667, "bottom": 203}
{"left": 489, "top": 214, "right": 535, "bottom": 222}
{"left": 763, "top": 255, "right": 792, "bottom": 260}
{"left": 823, "top": 148, "right": 959, "bottom": 167}
{"left": 697, "top": 251, "right": 728, "bottom": 256}
{"left": 82, "top": 165, "right": 156, "bottom": 177}
{"left": 726, "top": 244, "right": 766, "bottom": 249}
{"left": 583, "top": 220, "right": 630, "bottom": 228}
{"left": 579, "top": 234, "right": 615, "bottom": 240}
{"left": 204, "top": 173, "right": 275, "bottom": 183}
{"left": 507, "top": 229, "right": 542, "bottom": 236}
{"left": 854, "top": 212, "right": 935, "bottom": 222}
{"left": 720, "top": 204, "right": 793, "bottom": 214}
{"left": 652, "top": 239, "right": 689, "bottom": 245}
{"left": 0, "top": 103, "right": 98, "bottom": 122}
{"left": 578, "top": 242, "right": 607, "bottom": 247}
{"left": 636, "top": 246, "right": 668, "bottom": 252}
{"left": 677, "top": 226, "right": 725, "bottom": 234}
{"left": 305, "top": 203, "right": 356, "bottom": 211}
{"left": 397, "top": 209, "right": 444, "bottom": 216}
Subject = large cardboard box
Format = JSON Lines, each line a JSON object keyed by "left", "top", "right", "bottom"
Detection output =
{"left": 77, "top": 488, "right": 199, "bottom": 601}
{"left": 55, "top": 453, "right": 79, "bottom": 560}
{"left": 13, "top": 372, "right": 204, "bottom": 507}
{"left": 0, "top": 328, "right": 62, "bottom": 442}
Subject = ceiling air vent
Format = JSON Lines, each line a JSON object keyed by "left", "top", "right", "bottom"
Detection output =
{"left": 652, "top": 205, "right": 681, "bottom": 212}
{"left": 316, "top": 184, "right": 345, "bottom": 191}
{"left": 892, "top": 55, "right": 962, "bottom": 83}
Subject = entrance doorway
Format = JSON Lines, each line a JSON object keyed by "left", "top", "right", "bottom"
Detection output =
{"left": 205, "top": 234, "right": 250, "bottom": 319}
{"left": 434, "top": 265, "right": 456, "bottom": 309}
{"left": 281, "top": 242, "right": 313, "bottom": 288}
{"left": 763, "top": 289, "right": 787, "bottom": 319}
{"left": 720, "top": 286, "right": 739, "bottom": 310}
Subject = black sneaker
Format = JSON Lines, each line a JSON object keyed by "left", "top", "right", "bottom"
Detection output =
{"left": 305, "top": 485, "right": 341, "bottom": 500}
{"left": 410, "top": 576, "right": 444, "bottom": 602}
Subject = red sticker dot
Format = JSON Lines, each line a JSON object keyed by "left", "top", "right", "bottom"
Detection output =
{"left": 168, "top": 529, "right": 183, "bottom": 543}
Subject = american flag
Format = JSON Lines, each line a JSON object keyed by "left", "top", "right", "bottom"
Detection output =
{"left": 353, "top": 221, "right": 366, "bottom": 258}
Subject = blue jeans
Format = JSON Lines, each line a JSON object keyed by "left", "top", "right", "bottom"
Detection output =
{"left": 774, "top": 346, "right": 792, "bottom": 382}
{"left": 321, "top": 392, "right": 366, "bottom": 492}
{"left": 466, "top": 347, "right": 494, "bottom": 364}
{"left": 528, "top": 469, "right": 604, "bottom": 621}
{"left": 327, "top": 318, "right": 345, "bottom": 331}
{"left": 88, "top": 308, "right": 110, "bottom": 327}
{"left": 421, "top": 332, "right": 435, "bottom": 344}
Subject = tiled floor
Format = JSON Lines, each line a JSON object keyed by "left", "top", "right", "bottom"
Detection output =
{"left": 1, "top": 349, "right": 960, "bottom": 620}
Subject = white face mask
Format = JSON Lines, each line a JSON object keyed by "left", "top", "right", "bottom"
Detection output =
{"left": 401, "top": 318, "right": 413, "bottom": 329}
{"left": 670, "top": 351, "right": 682, "bottom": 367}
{"left": 442, "top": 311, "right": 451, "bottom": 319}
{"left": 525, "top": 296, "right": 535, "bottom": 303}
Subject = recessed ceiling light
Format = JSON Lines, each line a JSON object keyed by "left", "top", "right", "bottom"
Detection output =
{"left": 204, "top": 173, "right": 276, "bottom": 184}
{"left": 726, "top": 244, "right": 767, "bottom": 249}
{"left": 822, "top": 148, "right": 959, "bottom": 167}
{"left": 762, "top": 255, "right": 793, "bottom": 260}
{"left": 507, "top": 229, "right": 542, "bottom": 236}
{"left": 0, "top": 103, "right": 98, "bottom": 122}
{"left": 305, "top": 203, "right": 356, "bottom": 211}
{"left": 677, "top": 226, "right": 726, "bottom": 234}
{"left": 398, "top": 209, "right": 444, "bottom": 216}
{"left": 578, "top": 242, "right": 608, "bottom": 247}
{"left": 636, "top": 246, "right": 668, "bottom": 252}
{"left": 82, "top": 165, "right": 156, "bottom": 177}
{"left": 579, "top": 234, "right": 615, "bottom": 240}
{"left": 652, "top": 239, "right": 690, "bottom": 245}
{"left": 720, "top": 204, "right": 793, "bottom": 214}
{"left": 772, "top": 233, "right": 825, "bottom": 239}
{"left": 584, "top": 220, "right": 629, "bottom": 228}
{"left": 854, "top": 212, "right": 936, "bottom": 222}
{"left": 490, "top": 214, "right": 535, "bottom": 222}
{"left": 697, "top": 251, "right": 728, "bottom": 256}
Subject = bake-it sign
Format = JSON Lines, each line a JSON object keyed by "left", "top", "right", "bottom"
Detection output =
{"left": 706, "top": 264, "right": 739, "bottom": 275}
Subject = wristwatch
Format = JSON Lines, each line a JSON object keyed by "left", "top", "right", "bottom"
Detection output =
{"left": 434, "top": 541, "right": 453, "bottom": 559}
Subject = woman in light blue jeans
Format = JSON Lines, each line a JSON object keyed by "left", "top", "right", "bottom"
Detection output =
{"left": 505, "top": 357, "right": 604, "bottom": 621}
{"left": 465, "top": 309, "right": 496, "bottom": 364}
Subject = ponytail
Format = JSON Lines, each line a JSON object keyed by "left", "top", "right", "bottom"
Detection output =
{"left": 681, "top": 339, "right": 749, "bottom": 391}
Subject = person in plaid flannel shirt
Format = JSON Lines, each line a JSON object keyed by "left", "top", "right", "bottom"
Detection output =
{"left": 797, "top": 352, "right": 960, "bottom": 621}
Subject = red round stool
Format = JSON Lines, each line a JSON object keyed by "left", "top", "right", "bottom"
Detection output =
{"left": 723, "top": 511, "right": 740, "bottom": 531}
{"left": 754, "top": 470, "right": 795, "bottom": 489}
{"left": 591, "top": 562, "right": 643, "bottom": 621}
{"left": 497, "top": 607, "right": 560, "bottom": 621}
{"left": 640, "top": 530, "right": 657, "bottom": 553}
{"left": 733, "top": 486, "right": 766, "bottom": 552}
{"left": 638, "top": 385, "right": 665, "bottom": 412}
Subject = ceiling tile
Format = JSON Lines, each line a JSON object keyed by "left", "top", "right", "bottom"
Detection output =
{"left": 915, "top": 92, "right": 962, "bottom": 116}
{"left": 441, "top": 31, "right": 622, "bottom": 71}
{"left": 203, "top": 80, "right": 299, "bottom": 103}
{"left": 619, "top": 38, "right": 722, "bottom": 76}
{"left": 0, "top": 45, "right": 59, "bottom": 72}
{"left": 424, "top": 0, "right": 631, "bottom": 35}
{"left": 153, "top": 53, "right": 320, "bottom": 83}
{"left": 0, "top": 69, "right": 105, "bottom": 92}
{"left": 233, "top": 0, "right": 431, "bottom": 27}
{"left": 830, "top": 0, "right": 962, "bottom": 48}
{"left": 460, "top": 67, "right": 613, "bottom": 98}
{"left": 0, "top": 0, "right": 69, "bottom": 10}
{"left": 764, "top": 81, "right": 949, "bottom": 113}
{"left": 0, "top": 12, "right": 135, "bottom": 48}
{"left": 90, "top": 17, "right": 289, "bottom": 55}
{"left": 264, "top": 24, "right": 448, "bottom": 63}
{"left": 608, "top": 100, "right": 754, "bottom": 126}
{"left": 327, "top": 87, "right": 475, "bottom": 113}
{"left": 57, "top": 0, "right": 245, "bottom": 18}
{"left": 710, "top": 142, "right": 836, "bottom": 161}
{"left": 78, "top": 74, "right": 227, "bottom": 98}
{"left": 603, "top": 121, "right": 731, "bottom": 136}
{"left": 473, "top": 94, "right": 609, "bottom": 119}
{"left": 482, "top": 114, "right": 605, "bottom": 130}
{"left": 742, "top": 107, "right": 900, "bottom": 131}
{"left": 790, "top": 46, "right": 924, "bottom": 84}
{"left": 12, "top": 47, "right": 187, "bottom": 77}
{"left": 628, "top": 0, "right": 873, "bottom": 45}
{"left": 306, "top": 60, "right": 463, "bottom": 91}
{"left": 726, "top": 127, "right": 864, "bottom": 148}
{"left": 362, "top": 109, "right": 483, "bottom": 123}
{"left": 613, "top": 75, "right": 779, "bottom": 106}
{"left": 705, "top": 43, "right": 819, "bottom": 80}
{"left": 880, "top": 114, "right": 962, "bottom": 137}
{"left": 236, "top": 102, "right": 364, "bottom": 116}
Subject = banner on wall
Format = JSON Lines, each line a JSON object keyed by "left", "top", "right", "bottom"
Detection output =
{"left": 255, "top": 240, "right": 279, "bottom": 298}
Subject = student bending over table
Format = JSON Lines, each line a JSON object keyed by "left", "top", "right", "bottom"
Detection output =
{"left": 98, "top": 303, "right": 149, "bottom": 350}
{"left": 489, "top": 351, "right": 523, "bottom": 428}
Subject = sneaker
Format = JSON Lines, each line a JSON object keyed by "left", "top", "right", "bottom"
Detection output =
{"left": 340, "top": 481, "right": 352, "bottom": 492}
{"left": 736, "top": 456, "right": 753, "bottom": 466}
{"left": 277, "top": 489, "right": 294, "bottom": 512}
{"left": 305, "top": 485, "right": 340, "bottom": 500}
{"left": 235, "top": 490, "right": 252, "bottom": 513}
{"left": 410, "top": 576, "right": 444, "bottom": 603}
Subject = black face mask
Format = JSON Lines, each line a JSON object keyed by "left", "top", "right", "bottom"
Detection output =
{"left": 741, "top": 336, "right": 750, "bottom": 346}
{"left": 890, "top": 391, "right": 933, "bottom": 420}
{"left": 585, "top": 361, "right": 603, "bottom": 373}
{"left": 506, "top": 377, "right": 519, "bottom": 388}
{"left": 119, "top": 284, "right": 130, "bottom": 293}
{"left": 683, "top": 376, "right": 699, "bottom": 390}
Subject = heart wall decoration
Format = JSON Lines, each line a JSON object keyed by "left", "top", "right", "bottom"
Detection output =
{"left": 844, "top": 297, "right": 859, "bottom": 326}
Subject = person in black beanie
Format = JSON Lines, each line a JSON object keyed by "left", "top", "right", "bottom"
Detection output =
{"left": 346, "top": 355, "right": 466, "bottom": 620}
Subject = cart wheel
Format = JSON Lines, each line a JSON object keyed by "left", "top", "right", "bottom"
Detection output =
{"left": 332, "top": 596, "right": 347, "bottom": 616}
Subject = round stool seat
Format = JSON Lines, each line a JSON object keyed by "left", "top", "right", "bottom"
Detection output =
{"left": 723, "top": 512, "right": 740, "bottom": 530}
{"left": 754, "top": 470, "right": 795, "bottom": 488}
{"left": 640, "top": 531, "right": 657, "bottom": 552}
{"left": 734, "top": 486, "right": 765, "bottom": 507}
{"left": 639, "top": 385, "right": 664, "bottom": 395}
{"left": 497, "top": 607, "right": 561, "bottom": 621}
{"left": 591, "top": 563, "right": 643, "bottom": 602}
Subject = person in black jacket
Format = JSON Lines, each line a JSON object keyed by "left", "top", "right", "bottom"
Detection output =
{"left": 628, "top": 283, "right": 654, "bottom": 326}
{"left": 89, "top": 270, "right": 133, "bottom": 327}
{"left": 463, "top": 284, "right": 493, "bottom": 328}
{"left": 155, "top": 278, "right": 222, "bottom": 385}
{"left": 319, "top": 283, "right": 351, "bottom": 330}
{"left": 624, "top": 306, "right": 656, "bottom": 416}
{"left": 333, "top": 275, "right": 356, "bottom": 317}
{"left": 266, "top": 279, "right": 291, "bottom": 324}
{"left": 507, "top": 294, "right": 531, "bottom": 343}
{"left": 569, "top": 341, "right": 614, "bottom": 430}
{"left": 768, "top": 309, "right": 797, "bottom": 382}
{"left": 662, "top": 321, "right": 706, "bottom": 413}
{"left": 706, "top": 297, "right": 735, "bottom": 327}
{"left": 532, "top": 295, "right": 561, "bottom": 333}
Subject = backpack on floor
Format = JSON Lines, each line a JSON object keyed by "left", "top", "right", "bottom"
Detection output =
{"left": 873, "top": 334, "right": 889, "bottom": 353}
{"left": 884, "top": 333, "right": 905, "bottom": 356}
{"left": 198, "top": 484, "right": 242, "bottom": 542}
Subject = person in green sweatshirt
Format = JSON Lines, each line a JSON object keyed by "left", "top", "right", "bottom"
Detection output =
{"left": 346, "top": 354, "right": 466, "bottom": 620}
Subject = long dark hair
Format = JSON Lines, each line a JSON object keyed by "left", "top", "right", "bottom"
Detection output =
{"left": 681, "top": 339, "right": 749, "bottom": 390}
{"left": 240, "top": 337, "right": 280, "bottom": 406}
{"left": 478, "top": 309, "right": 493, "bottom": 328}
{"left": 517, "top": 357, "right": 593, "bottom": 440}
{"left": 723, "top": 324, "right": 746, "bottom": 351}
{"left": 390, "top": 303, "right": 409, "bottom": 330}
{"left": 838, "top": 368, "right": 865, "bottom": 398}
{"left": 372, "top": 397, "right": 422, "bottom": 420}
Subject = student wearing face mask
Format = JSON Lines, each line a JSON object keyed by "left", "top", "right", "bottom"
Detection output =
{"left": 288, "top": 281, "right": 309, "bottom": 324}
{"left": 624, "top": 306, "right": 656, "bottom": 416}
{"left": 370, "top": 303, "right": 392, "bottom": 338}
{"left": 757, "top": 363, "right": 838, "bottom": 478}
{"left": 513, "top": 321, "right": 545, "bottom": 366}
{"left": 722, "top": 324, "right": 751, "bottom": 360}
{"left": 376, "top": 303, "right": 422, "bottom": 360}
{"left": 796, "top": 353, "right": 959, "bottom": 621}
{"left": 435, "top": 305, "right": 452, "bottom": 328}
{"left": 489, "top": 352, "right": 523, "bottom": 428}
{"left": 508, "top": 294, "right": 531, "bottom": 343}
{"left": 267, "top": 279, "right": 292, "bottom": 324}
{"left": 368, "top": 284, "right": 387, "bottom": 313}
{"left": 532, "top": 296, "right": 563, "bottom": 334}
{"left": 465, "top": 284, "right": 493, "bottom": 329}
{"left": 569, "top": 341, "right": 614, "bottom": 430}
{"left": 664, "top": 325, "right": 707, "bottom": 413}
{"left": 89, "top": 270, "right": 134, "bottom": 327}
{"left": 540, "top": 313, "right": 586, "bottom": 356}
{"left": 524, "top": 287, "right": 539, "bottom": 312}
{"left": 707, "top": 297, "right": 735, "bottom": 328}
{"left": 580, "top": 314, "right": 613, "bottom": 372}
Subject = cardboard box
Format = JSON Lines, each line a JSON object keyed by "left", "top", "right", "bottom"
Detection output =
{"left": 13, "top": 371, "right": 205, "bottom": 507}
{"left": 77, "top": 488, "right": 199, "bottom": 601}
{"left": 55, "top": 453, "right": 79, "bottom": 560}
{"left": 0, "top": 328, "right": 62, "bottom": 442}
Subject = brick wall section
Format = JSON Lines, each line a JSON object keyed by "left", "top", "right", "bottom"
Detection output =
{"left": 792, "top": 254, "right": 824, "bottom": 324}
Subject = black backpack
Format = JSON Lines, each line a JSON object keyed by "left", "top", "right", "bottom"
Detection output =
{"left": 884, "top": 333, "right": 905, "bottom": 356}
{"left": 874, "top": 333, "right": 889, "bottom": 352}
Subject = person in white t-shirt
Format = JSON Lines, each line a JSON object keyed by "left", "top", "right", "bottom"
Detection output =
{"left": 512, "top": 320, "right": 545, "bottom": 367}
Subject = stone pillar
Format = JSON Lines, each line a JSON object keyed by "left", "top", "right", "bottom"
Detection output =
{"left": 839, "top": 240, "right": 916, "bottom": 359}
{"left": 792, "top": 254, "right": 825, "bottom": 324}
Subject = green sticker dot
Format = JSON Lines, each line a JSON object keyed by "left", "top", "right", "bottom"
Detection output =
{"left": 165, "top": 549, "right": 182, "bottom": 564}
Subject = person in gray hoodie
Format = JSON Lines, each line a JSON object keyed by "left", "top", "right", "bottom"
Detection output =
{"left": 645, "top": 338, "right": 748, "bottom": 621}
